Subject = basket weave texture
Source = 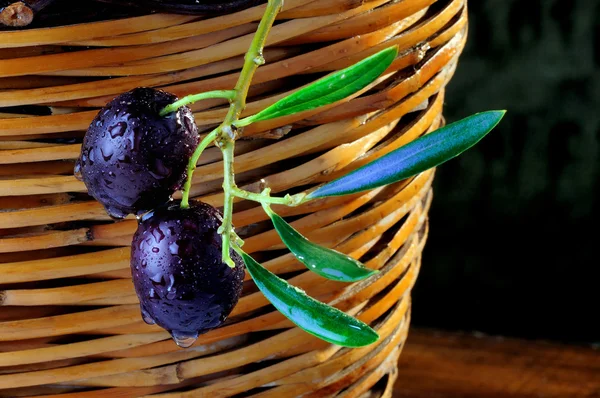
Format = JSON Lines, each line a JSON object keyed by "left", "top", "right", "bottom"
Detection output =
{"left": 0, "top": 0, "right": 467, "bottom": 396}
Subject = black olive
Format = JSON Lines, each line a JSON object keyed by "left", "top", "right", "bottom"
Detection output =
{"left": 131, "top": 200, "right": 245, "bottom": 347}
{"left": 76, "top": 87, "right": 199, "bottom": 219}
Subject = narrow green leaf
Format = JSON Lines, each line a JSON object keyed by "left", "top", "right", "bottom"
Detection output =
{"left": 308, "top": 110, "right": 506, "bottom": 199}
{"left": 266, "top": 208, "right": 377, "bottom": 282}
{"left": 236, "top": 46, "right": 398, "bottom": 126}
{"left": 240, "top": 251, "right": 379, "bottom": 347}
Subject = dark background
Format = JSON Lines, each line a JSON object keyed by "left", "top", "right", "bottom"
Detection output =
{"left": 412, "top": 0, "right": 599, "bottom": 344}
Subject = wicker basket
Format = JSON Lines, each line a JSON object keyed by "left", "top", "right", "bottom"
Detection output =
{"left": 0, "top": 0, "right": 467, "bottom": 396}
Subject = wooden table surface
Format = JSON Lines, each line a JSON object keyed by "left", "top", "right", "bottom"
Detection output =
{"left": 394, "top": 328, "right": 600, "bottom": 397}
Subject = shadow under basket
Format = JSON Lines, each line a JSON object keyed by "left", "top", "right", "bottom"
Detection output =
{"left": 0, "top": 0, "right": 467, "bottom": 396}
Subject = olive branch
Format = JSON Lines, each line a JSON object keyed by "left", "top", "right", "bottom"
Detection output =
{"left": 157, "top": 0, "right": 505, "bottom": 347}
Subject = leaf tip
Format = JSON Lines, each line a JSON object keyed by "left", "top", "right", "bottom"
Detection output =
{"left": 481, "top": 109, "right": 507, "bottom": 131}
{"left": 369, "top": 330, "right": 380, "bottom": 344}
{"left": 380, "top": 45, "right": 399, "bottom": 62}
{"left": 354, "top": 269, "right": 379, "bottom": 282}
{"left": 483, "top": 109, "right": 507, "bottom": 122}
{"left": 346, "top": 328, "right": 380, "bottom": 348}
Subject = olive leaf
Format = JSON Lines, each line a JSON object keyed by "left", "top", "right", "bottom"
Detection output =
{"left": 239, "top": 251, "right": 379, "bottom": 347}
{"left": 307, "top": 110, "right": 506, "bottom": 199}
{"left": 235, "top": 46, "right": 399, "bottom": 127}
{"left": 263, "top": 204, "right": 377, "bottom": 282}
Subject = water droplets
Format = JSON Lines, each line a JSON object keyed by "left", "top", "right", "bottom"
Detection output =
{"left": 184, "top": 115, "right": 195, "bottom": 134}
{"left": 169, "top": 241, "right": 179, "bottom": 255}
{"left": 291, "top": 285, "right": 305, "bottom": 294}
{"left": 171, "top": 330, "right": 198, "bottom": 348}
{"left": 253, "top": 54, "right": 265, "bottom": 66}
{"left": 129, "top": 129, "right": 139, "bottom": 152}
{"left": 166, "top": 274, "right": 176, "bottom": 299}
{"left": 151, "top": 273, "right": 166, "bottom": 286}
{"left": 74, "top": 161, "right": 83, "bottom": 181}
{"left": 120, "top": 125, "right": 141, "bottom": 153}
{"left": 140, "top": 306, "right": 156, "bottom": 325}
{"left": 117, "top": 153, "right": 132, "bottom": 164}
{"left": 151, "top": 227, "right": 165, "bottom": 244}
{"left": 137, "top": 237, "right": 148, "bottom": 250}
{"left": 152, "top": 247, "right": 160, "bottom": 253}
{"left": 105, "top": 205, "right": 127, "bottom": 220}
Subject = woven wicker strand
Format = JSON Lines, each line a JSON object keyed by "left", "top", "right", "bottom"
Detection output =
{"left": 0, "top": 0, "right": 467, "bottom": 396}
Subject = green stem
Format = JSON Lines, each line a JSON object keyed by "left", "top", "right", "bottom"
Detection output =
{"left": 222, "top": 0, "right": 282, "bottom": 124}
{"left": 159, "top": 90, "right": 236, "bottom": 117}
{"left": 180, "top": 128, "right": 218, "bottom": 209}
{"left": 215, "top": 0, "right": 283, "bottom": 266}
{"left": 219, "top": 141, "right": 236, "bottom": 267}
{"left": 177, "top": 0, "right": 284, "bottom": 266}
{"left": 231, "top": 187, "right": 306, "bottom": 206}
